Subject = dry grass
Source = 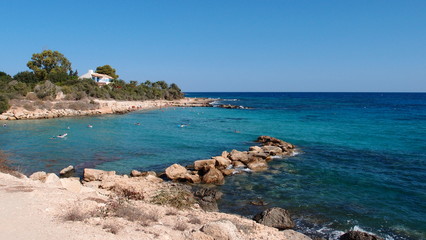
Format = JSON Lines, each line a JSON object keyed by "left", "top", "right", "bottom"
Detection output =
{"left": 174, "top": 221, "right": 188, "bottom": 231}
{"left": 103, "top": 223, "right": 121, "bottom": 234}
{"left": 114, "top": 187, "right": 144, "bottom": 201}
{"left": 165, "top": 208, "right": 178, "bottom": 216}
{"left": 151, "top": 187, "right": 196, "bottom": 210}
{"left": 62, "top": 207, "right": 87, "bottom": 222}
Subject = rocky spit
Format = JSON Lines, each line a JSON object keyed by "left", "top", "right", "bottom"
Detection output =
{"left": 164, "top": 136, "right": 297, "bottom": 185}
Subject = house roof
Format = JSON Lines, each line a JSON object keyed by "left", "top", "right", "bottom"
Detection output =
{"left": 91, "top": 72, "right": 113, "bottom": 79}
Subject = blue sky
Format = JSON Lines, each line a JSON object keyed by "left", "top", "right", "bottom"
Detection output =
{"left": 0, "top": 0, "right": 425, "bottom": 92}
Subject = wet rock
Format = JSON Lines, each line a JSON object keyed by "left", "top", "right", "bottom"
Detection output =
{"left": 194, "top": 159, "right": 216, "bottom": 171}
{"left": 201, "top": 220, "right": 243, "bottom": 240}
{"left": 165, "top": 163, "right": 187, "bottom": 181}
{"left": 232, "top": 161, "right": 246, "bottom": 168}
{"left": 261, "top": 146, "right": 283, "bottom": 155}
{"left": 339, "top": 231, "right": 384, "bottom": 240}
{"left": 213, "top": 156, "right": 232, "bottom": 169}
{"left": 253, "top": 207, "right": 295, "bottom": 230}
{"left": 130, "top": 170, "right": 143, "bottom": 177}
{"left": 220, "top": 169, "right": 235, "bottom": 176}
{"left": 194, "top": 187, "right": 223, "bottom": 212}
{"left": 185, "top": 173, "right": 201, "bottom": 183}
{"left": 247, "top": 159, "right": 268, "bottom": 171}
{"left": 202, "top": 167, "right": 225, "bottom": 185}
{"left": 229, "top": 150, "right": 249, "bottom": 163}
{"left": 59, "top": 165, "right": 75, "bottom": 178}
{"left": 257, "top": 135, "right": 295, "bottom": 151}
{"left": 83, "top": 168, "right": 116, "bottom": 182}
{"left": 249, "top": 146, "right": 263, "bottom": 152}
{"left": 29, "top": 171, "right": 47, "bottom": 182}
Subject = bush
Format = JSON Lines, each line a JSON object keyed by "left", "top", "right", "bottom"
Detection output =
{"left": 0, "top": 95, "right": 10, "bottom": 113}
{"left": 34, "top": 80, "right": 59, "bottom": 99}
{"left": 151, "top": 187, "right": 196, "bottom": 210}
{"left": 62, "top": 206, "right": 87, "bottom": 222}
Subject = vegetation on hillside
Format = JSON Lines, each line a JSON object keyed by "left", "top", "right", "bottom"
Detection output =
{"left": 0, "top": 50, "right": 184, "bottom": 113}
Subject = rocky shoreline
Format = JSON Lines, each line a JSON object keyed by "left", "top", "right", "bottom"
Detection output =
{"left": 1, "top": 135, "right": 385, "bottom": 240}
{"left": 0, "top": 97, "right": 252, "bottom": 121}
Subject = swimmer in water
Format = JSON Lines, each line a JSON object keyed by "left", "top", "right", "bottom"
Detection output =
{"left": 88, "top": 125, "right": 93, "bottom": 128}
{"left": 2, "top": 123, "right": 6, "bottom": 127}
{"left": 135, "top": 123, "right": 141, "bottom": 126}
{"left": 57, "top": 133, "right": 67, "bottom": 138}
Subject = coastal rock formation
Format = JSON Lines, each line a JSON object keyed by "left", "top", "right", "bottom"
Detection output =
{"left": 29, "top": 171, "right": 48, "bottom": 181}
{"left": 83, "top": 168, "right": 116, "bottom": 182}
{"left": 165, "top": 164, "right": 188, "bottom": 180}
{"left": 201, "top": 220, "right": 243, "bottom": 240}
{"left": 217, "top": 104, "right": 251, "bottom": 109}
{"left": 253, "top": 207, "right": 295, "bottom": 230}
{"left": 59, "top": 165, "right": 75, "bottom": 178}
{"left": 164, "top": 136, "right": 297, "bottom": 185}
{"left": 339, "top": 231, "right": 384, "bottom": 240}
{"left": 202, "top": 167, "right": 225, "bottom": 185}
{"left": 194, "top": 188, "right": 223, "bottom": 212}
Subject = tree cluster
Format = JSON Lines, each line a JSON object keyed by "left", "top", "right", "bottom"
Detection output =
{"left": 0, "top": 50, "right": 184, "bottom": 114}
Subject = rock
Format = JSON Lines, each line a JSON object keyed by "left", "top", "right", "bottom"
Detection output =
{"left": 165, "top": 164, "right": 187, "bottom": 181}
{"left": 201, "top": 220, "right": 243, "bottom": 240}
{"left": 83, "top": 168, "right": 116, "bottom": 182}
{"left": 44, "top": 173, "right": 61, "bottom": 186}
{"left": 194, "top": 159, "right": 216, "bottom": 171}
{"left": 213, "top": 156, "right": 232, "bottom": 169}
{"left": 249, "top": 146, "right": 263, "bottom": 152}
{"left": 261, "top": 146, "right": 283, "bottom": 155}
{"left": 185, "top": 173, "right": 201, "bottom": 183}
{"left": 253, "top": 207, "right": 295, "bottom": 230}
{"left": 29, "top": 171, "right": 47, "bottom": 182}
{"left": 190, "top": 231, "right": 214, "bottom": 240}
{"left": 221, "top": 151, "right": 229, "bottom": 158}
{"left": 221, "top": 169, "right": 235, "bottom": 176}
{"left": 194, "top": 188, "right": 223, "bottom": 212}
{"left": 257, "top": 135, "right": 295, "bottom": 150}
{"left": 247, "top": 159, "right": 268, "bottom": 171}
{"left": 248, "top": 151, "right": 268, "bottom": 159}
{"left": 339, "top": 231, "right": 384, "bottom": 240}
{"left": 282, "top": 230, "right": 313, "bottom": 240}
{"left": 202, "top": 167, "right": 225, "bottom": 185}
{"left": 232, "top": 161, "right": 246, "bottom": 168}
{"left": 60, "top": 177, "right": 83, "bottom": 193}
{"left": 59, "top": 165, "right": 75, "bottom": 178}
{"left": 130, "top": 170, "right": 143, "bottom": 177}
{"left": 145, "top": 174, "right": 163, "bottom": 183}
{"left": 229, "top": 150, "right": 249, "bottom": 163}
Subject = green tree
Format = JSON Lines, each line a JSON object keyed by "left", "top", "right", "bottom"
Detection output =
{"left": 95, "top": 65, "right": 119, "bottom": 79}
{"left": 13, "top": 71, "right": 38, "bottom": 84}
{"left": 0, "top": 95, "right": 10, "bottom": 114}
{"left": 27, "top": 50, "right": 72, "bottom": 80}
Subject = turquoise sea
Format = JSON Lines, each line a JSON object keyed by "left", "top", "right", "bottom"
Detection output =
{"left": 0, "top": 92, "right": 425, "bottom": 240}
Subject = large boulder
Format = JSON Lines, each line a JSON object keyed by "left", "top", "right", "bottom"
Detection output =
{"left": 257, "top": 135, "right": 295, "bottom": 150}
{"left": 261, "top": 146, "right": 283, "bottom": 155}
{"left": 247, "top": 159, "right": 268, "bottom": 171}
{"left": 83, "top": 168, "right": 116, "bottom": 182}
{"left": 232, "top": 161, "right": 246, "bottom": 168}
{"left": 185, "top": 173, "right": 201, "bottom": 183}
{"left": 60, "top": 177, "right": 83, "bottom": 193}
{"left": 213, "top": 156, "right": 232, "bottom": 169}
{"left": 194, "top": 159, "right": 216, "bottom": 171}
{"left": 201, "top": 220, "right": 242, "bottom": 240}
{"left": 165, "top": 163, "right": 187, "bottom": 181}
{"left": 59, "top": 165, "right": 75, "bottom": 178}
{"left": 229, "top": 150, "right": 249, "bottom": 163}
{"left": 29, "top": 171, "right": 47, "bottom": 182}
{"left": 202, "top": 167, "right": 225, "bottom": 185}
{"left": 253, "top": 207, "right": 295, "bottom": 230}
{"left": 339, "top": 231, "right": 384, "bottom": 240}
{"left": 44, "top": 173, "right": 61, "bottom": 186}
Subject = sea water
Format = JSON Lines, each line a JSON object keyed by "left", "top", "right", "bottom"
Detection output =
{"left": 0, "top": 92, "right": 425, "bottom": 239}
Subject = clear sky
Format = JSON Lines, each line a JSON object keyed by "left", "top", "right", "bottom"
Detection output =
{"left": 0, "top": 0, "right": 425, "bottom": 92}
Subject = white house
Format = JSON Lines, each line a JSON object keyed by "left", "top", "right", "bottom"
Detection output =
{"left": 79, "top": 70, "right": 113, "bottom": 85}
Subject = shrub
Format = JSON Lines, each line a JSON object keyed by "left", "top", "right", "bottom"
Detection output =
{"left": 34, "top": 80, "right": 59, "bottom": 99}
{"left": 0, "top": 95, "right": 10, "bottom": 113}
{"left": 151, "top": 187, "right": 196, "bottom": 210}
{"left": 174, "top": 221, "right": 188, "bottom": 231}
{"left": 62, "top": 207, "right": 87, "bottom": 222}
{"left": 188, "top": 215, "right": 202, "bottom": 224}
{"left": 103, "top": 224, "right": 121, "bottom": 234}
{"left": 25, "top": 92, "right": 38, "bottom": 100}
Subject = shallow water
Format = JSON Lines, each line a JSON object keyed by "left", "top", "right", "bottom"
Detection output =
{"left": 1, "top": 92, "right": 425, "bottom": 239}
